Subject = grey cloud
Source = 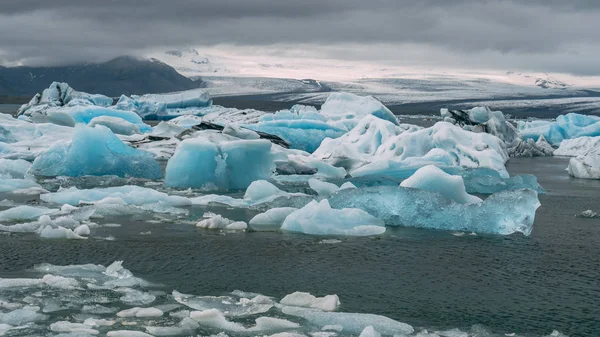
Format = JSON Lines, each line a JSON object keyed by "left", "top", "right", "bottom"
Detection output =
{"left": 0, "top": 0, "right": 599, "bottom": 75}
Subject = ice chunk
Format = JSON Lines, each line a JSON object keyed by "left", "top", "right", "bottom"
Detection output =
{"left": 248, "top": 108, "right": 347, "bottom": 153}
{"left": 196, "top": 213, "right": 247, "bottom": 230}
{"left": 145, "top": 317, "right": 199, "bottom": 336}
{"left": 327, "top": 186, "right": 540, "bottom": 235}
{"left": 29, "top": 125, "right": 161, "bottom": 179}
{"left": 314, "top": 118, "right": 509, "bottom": 178}
{"left": 0, "top": 306, "right": 48, "bottom": 325}
{"left": 190, "top": 309, "right": 246, "bottom": 332}
{"left": 320, "top": 92, "right": 399, "bottom": 127}
{"left": 568, "top": 155, "right": 600, "bottom": 179}
{"left": 281, "top": 200, "right": 386, "bottom": 236}
{"left": 222, "top": 124, "right": 260, "bottom": 140}
{"left": 518, "top": 113, "right": 600, "bottom": 146}
{"left": 309, "top": 179, "right": 340, "bottom": 196}
{"left": 400, "top": 165, "right": 482, "bottom": 204}
{"left": 509, "top": 136, "right": 554, "bottom": 157}
{"left": 120, "top": 88, "right": 212, "bottom": 119}
{"left": 173, "top": 291, "right": 273, "bottom": 317}
{"left": 18, "top": 82, "right": 112, "bottom": 116}
{"left": 249, "top": 207, "right": 298, "bottom": 231}
{"left": 0, "top": 159, "right": 31, "bottom": 178}
{"left": 39, "top": 226, "right": 87, "bottom": 240}
{"left": 50, "top": 321, "right": 99, "bottom": 335}
{"left": 554, "top": 136, "right": 600, "bottom": 157}
{"left": 117, "top": 307, "right": 163, "bottom": 318}
{"left": 0, "top": 205, "right": 57, "bottom": 221}
{"left": 41, "top": 185, "right": 191, "bottom": 207}
{"left": 165, "top": 136, "right": 278, "bottom": 190}
{"left": 280, "top": 292, "right": 340, "bottom": 312}
{"left": 0, "top": 178, "right": 42, "bottom": 193}
{"left": 440, "top": 107, "right": 519, "bottom": 145}
{"left": 281, "top": 306, "right": 413, "bottom": 335}
{"left": 107, "top": 331, "right": 153, "bottom": 337}
{"left": 359, "top": 326, "right": 381, "bottom": 337}
{"left": 88, "top": 116, "right": 141, "bottom": 135}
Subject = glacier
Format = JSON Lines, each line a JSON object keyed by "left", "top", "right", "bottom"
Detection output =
{"left": 29, "top": 125, "right": 161, "bottom": 179}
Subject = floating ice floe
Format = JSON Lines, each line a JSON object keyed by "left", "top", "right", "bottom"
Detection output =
{"left": 399, "top": 165, "right": 482, "bottom": 204}
{"left": 196, "top": 213, "right": 248, "bottom": 230}
{"left": 518, "top": 113, "right": 600, "bottom": 146}
{"left": 281, "top": 199, "right": 386, "bottom": 236}
{"left": 554, "top": 136, "right": 600, "bottom": 157}
{"left": 0, "top": 206, "right": 58, "bottom": 222}
{"left": 29, "top": 125, "right": 161, "bottom": 179}
{"left": 40, "top": 185, "right": 191, "bottom": 207}
{"left": 308, "top": 178, "right": 356, "bottom": 196}
{"left": 165, "top": 131, "right": 282, "bottom": 189}
{"left": 190, "top": 180, "right": 307, "bottom": 208}
{"left": 567, "top": 155, "right": 600, "bottom": 179}
{"left": 249, "top": 207, "right": 299, "bottom": 232}
{"left": 321, "top": 186, "right": 540, "bottom": 236}
{"left": 280, "top": 292, "right": 340, "bottom": 312}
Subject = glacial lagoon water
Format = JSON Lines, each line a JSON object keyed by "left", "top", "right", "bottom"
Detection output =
{"left": 0, "top": 156, "right": 598, "bottom": 336}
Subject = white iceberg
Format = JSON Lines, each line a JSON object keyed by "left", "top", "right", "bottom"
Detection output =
{"left": 281, "top": 199, "right": 386, "bottom": 236}
{"left": 88, "top": 116, "right": 141, "bottom": 135}
{"left": 18, "top": 82, "right": 112, "bottom": 116}
{"left": 280, "top": 292, "right": 340, "bottom": 312}
{"left": 320, "top": 92, "right": 399, "bottom": 128}
{"left": 249, "top": 207, "right": 298, "bottom": 231}
{"left": 29, "top": 125, "right": 161, "bottom": 179}
{"left": 440, "top": 107, "right": 519, "bottom": 146}
{"left": 554, "top": 136, "right": 600, "bottom": 157}
{"left": 400, "top": 165, "right": 482, "bottom": 204}
{"left": 567, "top": 155, "right": 600, "bottom": 179}
{"left": 196, "top": 213, "right": 247, "bottom": 230}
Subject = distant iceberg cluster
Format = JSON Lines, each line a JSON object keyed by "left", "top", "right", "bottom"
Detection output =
{"left": 7, "top": 80, "right": 600, "bottom": 241}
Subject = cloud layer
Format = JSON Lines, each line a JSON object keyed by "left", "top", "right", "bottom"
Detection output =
{"left": 1, "top": 0, "right": 599, "bottom": 75}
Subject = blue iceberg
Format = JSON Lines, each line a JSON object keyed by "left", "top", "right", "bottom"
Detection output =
{"left": 29, "top": 125, "right": 161, "bottom": 179}
{"left": 116, "top": 89, "right": 212, "bottom": 120}
{"left": 324, "top": 186, "right": 540, "bottom": 236}
{"left": 518, "top": 113, "right": 600, "bottom": 146}
{"left": 165, "top": 134, "right": 279, "bottom": 190}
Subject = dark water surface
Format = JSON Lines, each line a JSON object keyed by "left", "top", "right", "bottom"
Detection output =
{"left": 0, "top": 158, "right": 599, "bottom": 336}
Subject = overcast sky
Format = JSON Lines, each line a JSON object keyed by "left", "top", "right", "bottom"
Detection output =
{"left": 1, "top": 0, "right": 599, "bottom": 75}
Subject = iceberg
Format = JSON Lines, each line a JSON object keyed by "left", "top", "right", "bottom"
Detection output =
{"left": 320, "top": 92, "right": 399, "bottom": 128}
{"left": 247, "top": 106, "right": 347, "bottom": 153}
{"left": 280, "top": 292, "right": 340, "bottom": 312}
{"left": 0, "top": 159, "right": 32, "bottom": 178}
{"left": 554, "top": 136, "right": 600, "bottom": 157}
{"left": 441, "top": 107, "right": 519, "bottom": 145}
{"left": 249, "top": 207, "right": 298, "bottom": 231}
{"left": 315, "top": 116, "right": 509, "bottom": 178}
{"left": 281, "top": 306, "right": 414, "bottom": 335}
{"left": 29, "top": 125, "right": 161, "bottom": 179}
{"left": 281, "top": 199, "right": 386, "bottom": 236}
{"left": 509, "top": 136, "right": 554, "bottom": 157}
{"left": 567, "top": 155, "right": 600, "bottom": 179}
{"left": 18, "top": 82, "right": 112, "bottom": 116}
{"left": 116, "top": 88, "right": 212, "bottom": 120}
{"left": 518, "top": 113, "right": 600, "bottom": 146}
{"left": 325, "top": 186, "right": 540, "bottom": 235}
{"left": 400, "top": 165, "right": 482, "bottom": 204}
{"left": 0, "top": 206, "right": 58, "bottom": 222}
{"left": 88, "top": 116, "right": 141, "bottom": 135}
{"left": 196, "top": 213, "right": 247, "bottom": 230}
{"left": 165, "top": 132, "right": 280, "bottom": 190}
{"left": 190, "top": 180, "right": 307, "bottom": 208}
